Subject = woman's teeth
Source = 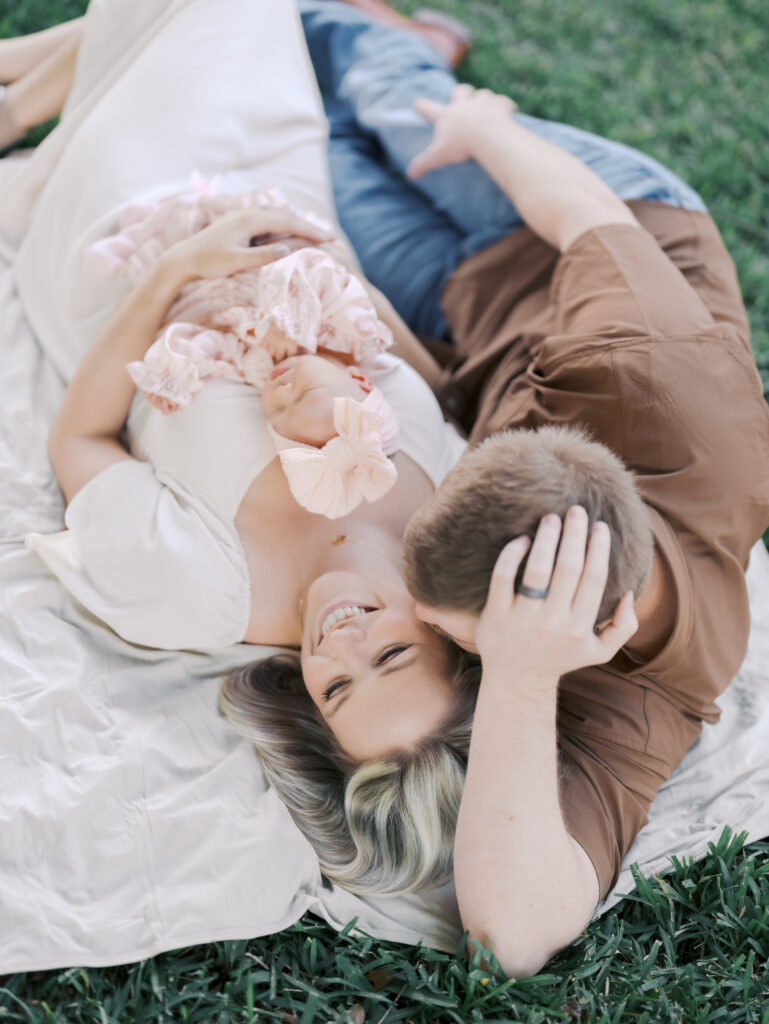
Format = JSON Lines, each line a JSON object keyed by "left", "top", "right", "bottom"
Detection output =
{"left": 321, "top": 606, "right": 369, "bottom": 639}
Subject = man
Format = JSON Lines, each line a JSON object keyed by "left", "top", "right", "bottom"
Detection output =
{"left": 300, "top": 0, "right": 769, "bottom": 975}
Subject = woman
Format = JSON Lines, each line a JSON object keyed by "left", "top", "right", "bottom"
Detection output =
{"left": 7, "top": 0, "right": 754, "bottom": 975}
{"left": 11, "top": 0, "right": 485, "bottom": 901}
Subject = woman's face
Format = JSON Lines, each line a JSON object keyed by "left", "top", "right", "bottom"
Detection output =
{"left": 300, "top": 562, "right": 456, "bottom": 761}
{"left": 262, "top": 354, "right": 371, "bottom": 447}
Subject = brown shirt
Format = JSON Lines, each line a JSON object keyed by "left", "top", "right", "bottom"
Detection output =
{"left": 438, "top": 202, "right": 769, "bottom": 896}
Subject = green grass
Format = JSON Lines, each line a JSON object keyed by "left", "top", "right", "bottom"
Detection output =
{"left": 2, "top": 830, "right": 768, "bottom": 1022}
{"left": 2, "top": 0, "right": 769, "bottom": 1020}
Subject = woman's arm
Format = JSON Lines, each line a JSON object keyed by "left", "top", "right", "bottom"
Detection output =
{"left": 365, "top": 281, "right": 442, "bottom": 390}
{"left": 408, "top": 86, "right": 638, "bottom": 253}
{"left": 50, "top": 209, "right": 332, "bottom": 503}
{"left": 49, "top": 254, "right": 190, "bottom": 502}
{"left": 454, "top": 508, "right": 637, "bottom": 977}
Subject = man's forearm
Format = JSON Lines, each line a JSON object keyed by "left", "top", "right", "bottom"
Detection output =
{"left": 466, "top": 117, "right": 638, "bottom": 252}
{"left": 454, "top": 669, "right": 599, "bottom": 977}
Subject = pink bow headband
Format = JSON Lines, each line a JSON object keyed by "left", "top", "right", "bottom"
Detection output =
{"left": 269, "top": 388, "right": 400, "bottom": 520}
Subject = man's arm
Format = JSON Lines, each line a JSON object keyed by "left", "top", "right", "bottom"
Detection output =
{"left": 454, "top": 508, "right": 637, "bottom": 976}
{"left": 408, "top": 86, "right": 638, "bottom": 253}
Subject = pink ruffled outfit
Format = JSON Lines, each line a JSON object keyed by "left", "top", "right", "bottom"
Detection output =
{"left": 87, "top": 178, "right": 393, "bottom": 407}
{"left": 87, "top": 176, "right": 401, "bottom": 519}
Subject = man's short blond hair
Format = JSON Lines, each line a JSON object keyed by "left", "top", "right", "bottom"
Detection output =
{"left": 404, "top": 426, "right": 653, "bottom": 623}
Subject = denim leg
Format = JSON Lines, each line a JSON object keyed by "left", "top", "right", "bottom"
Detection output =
{"left": 328, "top": 121, "right": 465, "bottom": 338}
{"left": 299, "top": 0, "right": 707, "bottom": 334}
{"left": 299, "top": 0, "right": 518, "bottom": 251}
{"left": 300, "top": 0, "right": 706, "bottom": 242}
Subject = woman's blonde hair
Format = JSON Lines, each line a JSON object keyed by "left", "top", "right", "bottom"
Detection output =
{"left": 219, "top": 647, "right": 480, "bottom": 895}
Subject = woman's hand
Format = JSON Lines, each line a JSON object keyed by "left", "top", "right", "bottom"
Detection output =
{"left": 408, "top": 84, "right": 517, "bottom": 180}
{"left": 164, "top": 208, "right": 334, "bottom": 281}
{"left": 475, "top": 505, "right": 638, "bottom": 687}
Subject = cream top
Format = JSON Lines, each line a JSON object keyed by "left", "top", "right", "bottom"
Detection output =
{"left": 28, "top": 354, "right": 467, "bottom": 650}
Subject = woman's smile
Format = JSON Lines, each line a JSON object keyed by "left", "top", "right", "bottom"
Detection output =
{"left": 318, "top": 602, "right": 377, "bottom": 644}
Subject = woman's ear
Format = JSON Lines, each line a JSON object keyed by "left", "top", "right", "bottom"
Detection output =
{"left": 348, "top": 367, "right": 373, "bottom": 393}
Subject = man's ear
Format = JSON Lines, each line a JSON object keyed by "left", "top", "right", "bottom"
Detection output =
{"left": 349, "top": 367, "right": 373, "bottom": 393}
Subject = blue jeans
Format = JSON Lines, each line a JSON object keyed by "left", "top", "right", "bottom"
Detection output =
{"left": 299, "top": 1, "right": 707, "bottom": 338}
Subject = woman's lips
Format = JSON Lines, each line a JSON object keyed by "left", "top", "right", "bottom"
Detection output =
{"left": 316, "top": 600, "right": 375, "bottom": 647}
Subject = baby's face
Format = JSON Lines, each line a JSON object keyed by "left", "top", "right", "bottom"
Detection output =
{"left": 262, "top": 354, "right": 371, "bottom": 446}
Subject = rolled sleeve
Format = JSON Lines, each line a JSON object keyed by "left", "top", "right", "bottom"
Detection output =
{"left": 557, "top": 670, "right": 703, "bottom": 899}
{"left": 552, "top": 223, "right": 716, "bottom": 341}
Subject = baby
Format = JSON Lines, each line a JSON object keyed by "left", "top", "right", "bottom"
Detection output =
{"left": 89, "top": 175, "right": 399, "bottom": 520}
{"left": 262, "top": 351, "right": 400, "bottom": 520}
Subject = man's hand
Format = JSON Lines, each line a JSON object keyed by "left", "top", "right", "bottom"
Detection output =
{"left": 407, "top": 84, "right": 517, "bottom": 180}
{"left": 476, "top": 505, "right": 638, "bottom": 685}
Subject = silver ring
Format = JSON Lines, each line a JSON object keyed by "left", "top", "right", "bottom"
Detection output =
{"left": 515, "top": 583, "right": 549, "bottom": 600}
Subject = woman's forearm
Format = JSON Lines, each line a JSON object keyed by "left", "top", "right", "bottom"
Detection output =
{"left": 49, "top": 254, "right": 190, "bottom": 500}
{"left": 53, "top": 254, "right": 189, "bottom": 441}
{"left": 465, "top": 116, "right": 638, "bottom": 252}
{"left": 454, "top": 669, "right": 599, "bottom": 977}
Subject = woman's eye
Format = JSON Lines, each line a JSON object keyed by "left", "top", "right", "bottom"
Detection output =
{"left": 376, "top": 644, "right": 409, "bottom": 666}
{"left": 322, "top": 677, "right": 349, "bottom": 701}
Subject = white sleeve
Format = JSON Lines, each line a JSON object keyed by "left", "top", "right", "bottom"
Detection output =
{"left": 26, "top": 460, "right": 250, "bottom": 650}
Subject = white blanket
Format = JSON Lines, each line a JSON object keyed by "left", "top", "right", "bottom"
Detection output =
{"left": 1, "top": 0, "right": 768, "bottom": 975}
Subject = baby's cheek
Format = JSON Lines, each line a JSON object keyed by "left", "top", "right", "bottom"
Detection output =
{"left": 276, "top": 405, "right": 338, "bottom": 447}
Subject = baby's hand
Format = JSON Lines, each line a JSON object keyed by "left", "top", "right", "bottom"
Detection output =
{"left": 261, "top": 324, "right": 299, "bottom": 363}
{"left": 146, "top": 392, "right": 180, "bottom": 416}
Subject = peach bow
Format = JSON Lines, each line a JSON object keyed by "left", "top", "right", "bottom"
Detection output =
{"left": 275, "top": 394, "right": 399, "bottom": 519}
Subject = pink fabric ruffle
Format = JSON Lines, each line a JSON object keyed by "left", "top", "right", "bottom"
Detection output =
{"left": 87, "top": 174, "right": 393, "bottom": 408}
{"left": 87, "top": 178, "right": 332, "bottom": 285}
{"left": 126, "top": 322, "right": 273, "bottom": 406}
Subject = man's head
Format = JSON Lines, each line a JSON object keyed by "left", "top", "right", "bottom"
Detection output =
{"left": 403, "top": 426, "right": 653, "bottom": 650}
